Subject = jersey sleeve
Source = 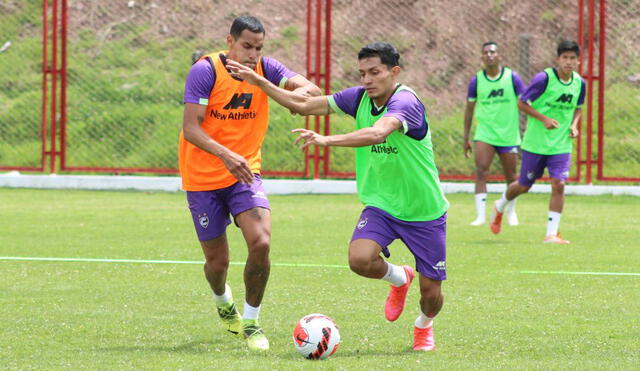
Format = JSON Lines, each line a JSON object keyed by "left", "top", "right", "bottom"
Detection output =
{"left": 261, "top": 57, "right": 298, "bottom": 88}
{"left": 327, "top": 86, "right": 364, "bottom": 118}
{"left": 512, "top": 71, "right": 526, "bottom": 97}
{"left": 183, "top": 59, "right": 215, "bottom": 105}
{"left": 520, "top": 71, "right": 548, "bottom": 104}
{"left": 385, "top": 90, "right": 428, "bottom": 140}
{"left": 467, "top": 76, "right": 478, "bottom": 101}
{"left": 577, "top": 79, "right": 587, "bottom": 106}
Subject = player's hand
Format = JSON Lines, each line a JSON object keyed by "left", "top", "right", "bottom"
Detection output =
{"left": 225, "top": 59, "right": 261, "bottom": 85}
{"left": 569, "top": 125, "right": 579, "bottom": 138}
{"left": 542, "top": 117, "right": 560, "bottom": 129}
{"left": 292, "top": 128, "right": 329, "bottom": 150}
{"left": 220, "top": 149, "right": 254, "bottom": 184}
{"left": 463, "top": 140, "right": 472, "bottom": 159}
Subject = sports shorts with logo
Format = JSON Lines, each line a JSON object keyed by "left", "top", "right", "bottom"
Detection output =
{"left": 351, "top": 206, "right": 447, "bottom": 281}
{"left": 518, "top": 150, "right": 571, "bottom": 187}
{"left": 186, "top": 174, "right": 270, "bottom": 241}
{"left": 475, "top": 141, "right": 519, "bottom": 155}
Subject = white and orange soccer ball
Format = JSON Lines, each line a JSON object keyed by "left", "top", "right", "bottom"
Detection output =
{"left": 292, "top": 313, "right": 341, "bottom": 360}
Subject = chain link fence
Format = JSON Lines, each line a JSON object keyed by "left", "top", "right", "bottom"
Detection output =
{"left": 600, "top": 0, "right": 640, "bottom": 180}
{"left": 329, "top": 0, "right": 581, "bottom": 178}
{"left": 0, "top": 0, "right": 43, "bottom": 170}
{"left": 1, "top": 1, "right": 638, "bottom": 182}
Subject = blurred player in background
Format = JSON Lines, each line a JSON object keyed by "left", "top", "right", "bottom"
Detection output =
{"left": 228, "top": 42, "right": 449, "bottom": 351}
{"left": 179, "top": 15, "right": 320, "bottom": 351}
{"left": 490, "top": 40, "right": 585, "bottom": 244}
{"left": 463, "top": 41, "right": 525, "bottom": 226}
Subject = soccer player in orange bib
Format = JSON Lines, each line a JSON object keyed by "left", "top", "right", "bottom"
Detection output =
{"left": 179, "top": 16, "right": 319, "bottom": 351}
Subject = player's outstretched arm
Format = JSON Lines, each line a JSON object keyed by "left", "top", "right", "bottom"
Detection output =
{"left": 463, "top": 101, "right": 476, "bottom": 158}
{"left": 293, "top": 116, "right": 402, "bottom": 149}
{"left": 517, "top": 100, "right": 559, "bottom": 129}
{"left": 284, "top": 75, "right": 321, "bottom": 97}
{"left": 182, "top": 103, "right": 254, "bottom": 184}
{"left": 226, "top": 59, "right": 331, "bottom": 116}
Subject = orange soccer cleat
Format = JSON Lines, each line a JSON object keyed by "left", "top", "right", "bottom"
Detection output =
{"left": 384, "top": 265, "right": 415, "bottom": 322}
{"left": 543, "top": 233, "right": 570, "bottom": 244}
{"left": 489, "top": 200, "right": 504, "bottom": 235}
{"left": 413, "top": 325, "right": 435, "bottom": 351}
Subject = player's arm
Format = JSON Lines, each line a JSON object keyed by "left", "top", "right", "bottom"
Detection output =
{"left": 226, "top": 59, "right": 331, "bottom": 115}
{"left": 293, "top": 116, "right": 401, "bottom": 149}
{"left": 517, "top": 100, "right": 558, "bottom": 129}
{"left": 569, "top": 107, "right": 582, "bottom": 138}
{"left": 463, "top": 101, "right": 476, "bottom": 158}
{"left": 283, "top": 75, "right": 322, "bottom": 96}
{"left": 182, "top": 103, "right": 254, "bottom": 184}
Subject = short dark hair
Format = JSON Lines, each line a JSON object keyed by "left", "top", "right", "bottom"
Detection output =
{"left": 557, "top": 40, "right": 580, "bottom": 57}
{"left": 358, "top": 42, "right": 400, "bottom": 68}
{"left": 230, "top": 16, "right": 265, "bottom": 39}
{"left": 482, "top": 41, "right": 498, "bottom": 50}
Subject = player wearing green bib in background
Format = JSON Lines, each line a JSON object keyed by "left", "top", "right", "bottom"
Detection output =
{"left": 490, "top": 40, "right": 586, "bottom": 244}
{"left": 227, "top": 42, "right": 449, "bottom": 351}
{"left": 464, "top": 41, "right": 525, "bottom": 227}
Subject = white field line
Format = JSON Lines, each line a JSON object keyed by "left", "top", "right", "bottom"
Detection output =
{"left": 1, "top": 256, "right": 639, "bottom": 276}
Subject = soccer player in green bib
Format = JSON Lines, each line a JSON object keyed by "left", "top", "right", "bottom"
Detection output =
{"left": 490, "top": 40, "right": 585, "bottom": 244}
{"left": 227, "top": 42, "right": 449, "bottom": 351}
{"left": 464, "top": 41, "right": 525, "bottom": 226}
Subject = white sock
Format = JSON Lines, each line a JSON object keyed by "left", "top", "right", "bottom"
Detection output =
{"left": 506, "top": 197, "right": 517, "bottom": 215}
{"left": 243, "top": 301, "right": 261, "bottom": 320}
{"left": 546, "top": 211, "right": 561, "bottom": 236}
{"left": 415, "top": 313, "right": 433, "bottom": 329}
{"left": 475, "top": 193, "right": 487, "bottom": 220}
{"left": 495, "top": 192, "right": 511, "bottom": 213}
{"left": 381, "top": 262, "right": 407, "bottom": 287}
{"left": 213, "top": 284, "right": 233, "bottom": 306}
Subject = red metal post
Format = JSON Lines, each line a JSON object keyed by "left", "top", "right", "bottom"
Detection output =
{"left": 313, "top": 0, "right": 322, "bottom": 179}
{"left": 596, "top": 0, "right": 606, "bottom": 180}
{"left": 322, "top": 0, "right": 332, "bottom": 176}
{"left": 585, "top": 0, "right": 595, "bottom": 184}
{"left": 575, "top": 0, "right": 584, "bottom": 182}
{"left": 304, "top": 0, "right": 312, "bottom": 178}
{"left": 49, "top": 0, "right": 58, "bottom": 173}
{"left": 41, "top": 0, "right": 49, "bottom": 171}
{"left": 59, "top": 0, "right": 67, "bottom": 170}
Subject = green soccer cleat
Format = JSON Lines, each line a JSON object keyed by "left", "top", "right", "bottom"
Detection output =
{"left": 242, "top": 319, "right": 269, "bottom": 351}
{"left": 216, "top": 301, "right": 242, "bottom": 338}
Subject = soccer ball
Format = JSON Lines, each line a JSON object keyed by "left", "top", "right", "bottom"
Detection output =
{"left": 292, "top": 313, "right": 341, "bottom": 360}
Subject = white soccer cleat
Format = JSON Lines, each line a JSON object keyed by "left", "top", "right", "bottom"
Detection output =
{"left": 470, "top": 218, "right": 485, "bottom": 226}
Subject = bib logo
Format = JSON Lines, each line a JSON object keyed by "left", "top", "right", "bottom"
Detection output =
{"left": 555, "top": 94, "right": 573, "bottom": 104}
{"left": 487, "top": 89, "right": 504, "bottom": 98}
{"left": 198, "top": 214, "right": 209, "bottom": 229}
{"left": 223, "top": 93, "right": 253, "bottom": 109}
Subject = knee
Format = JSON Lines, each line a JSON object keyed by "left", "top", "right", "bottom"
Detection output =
{"left": 476, "top": 166, "right": 489, "bottom": 178}
{"left": 419, "top": 283, "right": 442, "bottom": 303}
{"left": 247, "top": 234, "right": 270, "bottom": 257}
{"left": 348, "top": 254, "right": 372, "bottom": 275}
{"left": 205, "top": 255, "right": 229, "bottom": 274}
{"left": 551, "top": 180, "right": 565, "bottom": 194}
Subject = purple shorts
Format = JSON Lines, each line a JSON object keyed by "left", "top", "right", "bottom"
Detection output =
{"left": 475, "top": 141, "right": 519, "bottom": 154}
{"left": 186, "top": 174, "right": 270, "bottom": 241}
{"left": 351, "top": 207, "right": 447, "bottom": 281}
{"left": 518, "top": 150, "right": 571, "bottom": 187}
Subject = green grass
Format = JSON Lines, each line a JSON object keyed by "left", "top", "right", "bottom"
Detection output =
{"left": 1, "top": 188, "right": 639, "bottom": 369}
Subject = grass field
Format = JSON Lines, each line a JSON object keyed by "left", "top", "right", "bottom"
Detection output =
{"left": 1, "top": 188, "right": 639, "bottom": 370}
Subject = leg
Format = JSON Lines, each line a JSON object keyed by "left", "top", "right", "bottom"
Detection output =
{"left": 418, "top": 275, "right": 443, "bottom": 319}
{"left": 543, "top": 154, "right": 571, "bottom": 244}
{"left": 235, "top": 207, "right": 272, "bottom": 307}
{"left": 498, "top": 150, "right": 521, "bottom": 226}
{"left": 474, "top": 141, "right": 496, "bottom": 194}
{"left": 200, "top": 234, "right": 230, "bottom": 295}
{"left": 348, "top": 238, "right": 388, "bottom": 279}
{"left": 549, "top": 177, "right": 565, "bottom": 213}
{"left": 471, "top": 142, "right": 495, "bottom": 225}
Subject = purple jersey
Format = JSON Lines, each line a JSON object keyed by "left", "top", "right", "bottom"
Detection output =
{"left": 183, "top": 55, "right": 297, "bottom": 104}
{"left": 466, "top": 69, "right": 526, "bottom": 100}
{"left": 331, "top": 86, "right": 427, "bottom": 140}
{"left": 520, "top": 70, "right": 586, "bottom": 105}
